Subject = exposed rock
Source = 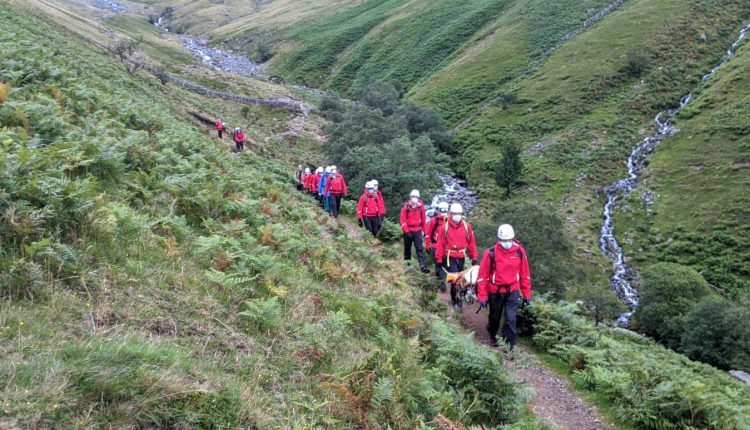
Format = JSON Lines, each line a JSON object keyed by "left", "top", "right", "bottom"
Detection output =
{"left": 730, "top": 370, "right": 750, "bottom": 386}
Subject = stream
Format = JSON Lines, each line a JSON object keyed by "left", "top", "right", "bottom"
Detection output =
{"left": 428, "top": 174, "right": 479, "bottom": 217}
{"left": 600, "top": 22, "right": 750, "bottom": 324}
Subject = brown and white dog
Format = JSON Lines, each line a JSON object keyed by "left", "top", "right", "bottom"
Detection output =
{"left": 444, "top": 265, "right": 479, "bottom": 303}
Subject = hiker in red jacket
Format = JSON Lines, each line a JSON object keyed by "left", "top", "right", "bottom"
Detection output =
{"left": 232, "top": 127, "right": 245, "bottom": 153}
{"left": 399, "top": 190, "right": 429, "bottom": 273}
{"left": 215, "top": 119, "right": 226, "bottom": 139}
{"left": 477, "top": 224, "right": 532, "bottom": 348}
{"left": 313, "top": 167, "right": 324, "bottom": 203}
{"left": 425, "top": 202, "right": 450, "bottom": 284}
{"left": 357, "top": 181, "right": 384, "bottom": 236}
{"left": 435, "top": 203, "right": 478, "bottom": 311}
{"left": 301, "top": 167, "right": 311, "bottom": 192}
{"left": 324, "top": 166, "right": 347, "bottom": 218}
{"left": 370, "top": 179, "right": 385, "bottom": 222}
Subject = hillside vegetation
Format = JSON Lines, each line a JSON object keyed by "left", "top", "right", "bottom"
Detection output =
{"left": 0, "top": 3, "right": 538, "bottom": 428}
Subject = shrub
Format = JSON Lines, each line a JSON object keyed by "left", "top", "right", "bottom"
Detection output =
{"left": 624, "top": 49, "right": 650, "bottom": 77}
{"left": 256, "top": 44, "right": 273, "bottom": 63}
{"left": 681, "top": 296, "right": 750, "bottom": 371}
{"left": 632, "top": 263, "right": 713, "bottom": 350}
{"left": 493, "top": 140, "right": 523, "bottom": 195}
{"left": 239, "top": 297, "right": 282, "bottom": 333}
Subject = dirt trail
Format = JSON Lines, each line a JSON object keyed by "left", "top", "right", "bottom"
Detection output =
{"left": 439, "top": 290, "right": 611, "bottom": 430}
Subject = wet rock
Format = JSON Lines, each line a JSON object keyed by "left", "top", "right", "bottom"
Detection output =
{"left": 430, "top": 174, "right": 479, "bottom": 216}
{"left": 730, "top": 370, "right": 750, "bottom": 386}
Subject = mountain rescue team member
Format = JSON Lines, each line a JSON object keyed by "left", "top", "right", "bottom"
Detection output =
{"left": 435, "top": 203, "right": 478, "bottom": 310}
{"left": 313, "top": 166, "right": 324, "bottom": 207}
{"left": 400, "top": 190, "right": 429, "bottom": 273}
{"left": 357, "top": 181, "right": 385, "bottom": 236}
{"left": 324, "top": 166, "right": 347, "bottom": 218}
{"left": 320, "top": 166, "right": 332, "bottom": 213}
{"left": 425, "top": 202, "right": 450, "bottom": 283}
{"left": 477, "top": 224, "right": 531, "bottom": 348}
{"left": 301, "top": 167, "right": 311, "bottom": 193}
{"left": 232, "top": 127, "right": 246, "bottom": 153}
{"left": 318, "top": 166, "right": 330, "bottom": 209}
{"left": 370, "top": 179, "right": 385, "bottom": 222}
{"left": 294, "top": 165, "right": 304, "bottom": 191}
{"left": 305, "top": 168, "right": 317, "bottom": 195}
{"left": 215, "top": 119, "right": 226, "bottom": 139}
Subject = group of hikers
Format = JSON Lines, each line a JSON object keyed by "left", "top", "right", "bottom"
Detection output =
{"left": 215, "top": 116, "right": 531, "bottom": 349}
{"left": 214, "top": 119, "right": 246, "bottom": 153}
{"left": 293, "top": 164, "right": 532, "bottom": 349}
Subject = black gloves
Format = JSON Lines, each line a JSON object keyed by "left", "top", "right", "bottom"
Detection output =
{"left": 358, "top": 219, "right": 363, "bottom": 227}
{"left": 471, "top": 260, "right": 478, "bottom": 266}
{"left": 521, "top": 298, "right": 531, "bottom": 308}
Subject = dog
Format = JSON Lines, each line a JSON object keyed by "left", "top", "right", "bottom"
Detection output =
{"left": 444, "top": 265, "right": 479, "bottom": 306}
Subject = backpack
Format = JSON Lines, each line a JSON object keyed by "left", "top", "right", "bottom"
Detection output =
{"left": 444, "top": 219, "right": 470, "bottom": 242}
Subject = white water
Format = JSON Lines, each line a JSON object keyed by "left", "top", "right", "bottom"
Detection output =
{"left": 428, "top": 174, "right": 479, "bottom": 217}
{"left": 600, "top": 22, "right": 750, "bottom": 324}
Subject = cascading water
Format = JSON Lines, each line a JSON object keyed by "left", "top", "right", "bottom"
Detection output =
{"left": 600, "top": 22, "right": 750, "bottom": 324}
{"left": 429, "top": 174, "right": 479, "bottom": 217}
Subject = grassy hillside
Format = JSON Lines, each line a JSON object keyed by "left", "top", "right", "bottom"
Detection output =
{"left": 0, "top": 3, "right": 536, "bottom": 428}
{"left": 614, "top": 29, "right": 750, "bottom": 296}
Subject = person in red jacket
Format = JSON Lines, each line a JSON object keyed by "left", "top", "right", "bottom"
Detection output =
{"left": 310, "top": 167, "right": 322, "bottom": 198}
{"left": 232, "top": 127, "right": 246, "bottom": 153}
{"left": 425, "top": 202, "right": 450, "bottom": 284}
{"left": 400, "top": 190, "right": 429, "bottom": 273}
{"left": 357, "top": 181, "right": 384, "bottom": 236}
{"left": 324, "top": 166, "right": 347, "bottom": 218}
{"left": 370, "top": 179, "right": 385, "bottom": 222}
{"left": 301, "top": 167, "right": 311, "bottom": 193}
{"left": 477, "top": 224, "right": 532, "bottom": 348}
{"left": 435, "top": 203, "right": 478, "bottom": 311}
{"left": 215, "top": 119, "right": 226, "bottom": 139}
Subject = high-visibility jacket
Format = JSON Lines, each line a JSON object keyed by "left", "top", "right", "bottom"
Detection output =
{"left": 477, "top": 242, "right": 531, "bottom": 301}
{"left": 311, "top": 173, "right": 321, "bottom": 192}
{"left": 357, "top": 191, "right": 384, "bottom": 219}
{"left": 215, "top": 121, "right": 225, "bottom": 131}
{"left": 324, "top": 174, "right": 348, "bottom": 195}
{"left": 425, "top": 215, "right": 446, "bottom": 249}
{"left": 233, "top": 131, "right": 245, "bottom": 143}
{"left": 399, "top": 199, "right": 426, "bottom": 233}
{"left": 435, "top": 218, "right": 478, "bottom": 262}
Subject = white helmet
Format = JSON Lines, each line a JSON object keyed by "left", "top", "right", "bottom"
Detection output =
{"left": 410, "top": 189, "right": 420, "bottom": 198}
{"left": 235, "top": 127, "right": 241, "bottom": 132}
{"left": 371, "top": 179, "right": 379, "bottom": 188}
{"left": 304, "top": 167, "right": 310, "bottom": 174}
{"left": 325, "top": 166, "right": 331, "bottom": 173}
{"left": 317, "top": 167, "right": 324, "bottom": 173}
{"left": 449, "top": 203, "right": 463, "bottom": 214}
{"left": 438, "top": 202, "right": 449, "bottom": 213}
{"left": 497, "top": 224, "right": 515, "bottom": 240}
{"left": 365, "top": 180, "right": 373, "bottom": 189}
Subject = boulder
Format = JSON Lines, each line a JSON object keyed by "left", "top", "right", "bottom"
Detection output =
{"left": 729, "top": 370, "right": 750, "bottom": 386}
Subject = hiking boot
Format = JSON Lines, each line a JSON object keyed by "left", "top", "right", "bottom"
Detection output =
{"left": 438, "top": 282, "right": 447, "bottom": 293}
{"left": 453, "top": 302, "right": 462, "bottom": 313}
{"left": 489, "top": 337, "right": 499, "bottom": 348}
{"left": 420, "top": 266, "right": 430, "bottom": 274}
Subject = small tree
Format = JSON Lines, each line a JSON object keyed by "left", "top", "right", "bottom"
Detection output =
{"left": 257, "top": 44, "right": 273, "bottom": 63}
{"left": 681, "top": 297, "right": 750, "bottom": 371}
{"left": 111, "top": 37, "right": 144, "bottom": 75}
{"left": 624, "top": 49, "right": 650, "bottom": 77}
{"left": 581, "top": 284, "right": 627, "bottom": 326}
{"left": 494, "top": 141, "right": 523, "bottom": 195}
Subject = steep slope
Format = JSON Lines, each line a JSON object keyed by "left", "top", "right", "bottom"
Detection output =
{"left": 0, "top": 3, "right": 533, "bottom": 429}
{"left": 615, "top": 27, "right": 750, "bottom": 296}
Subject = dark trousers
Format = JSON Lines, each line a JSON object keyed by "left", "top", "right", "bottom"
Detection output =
{"left": 218, "top": 130, "right": 223, "bottom": 139}
{"left": 317, "top": 193, "right": 325, "bottom": 207}
{"left": 363, "top": 216, "right": 381, "bottom": 236}
{"left": 235, "top": 141, "right": 244, "bottom": 152}
{"left": 431, "top": 247, "right": 442, "bottom": 279}
{"left": 329, "top": 194, "right": 343, "bottom": 218}
{"left": 487, "top": 290, "right": 520, "bottom": 347}
{"left": 403, "top": 231, "right": 427, "bottom": 269}
{"left": 445, "top": 257, "right": 465, "bottom": 305}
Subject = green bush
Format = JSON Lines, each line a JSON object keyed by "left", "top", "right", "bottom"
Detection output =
{"left": 530, "top": 299, "right": 750, "bottom": 430}
{"left": 681, "top": 296, "right": 750, "bottom": 371}
{"left": 632, "top": 263, "right": 714, "bottom": 350}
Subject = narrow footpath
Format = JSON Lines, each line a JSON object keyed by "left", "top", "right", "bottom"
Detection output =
{"left": 438, "top": 290, "right": 611, "bottom": 430}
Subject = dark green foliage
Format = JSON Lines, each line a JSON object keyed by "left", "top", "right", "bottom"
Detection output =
{"left": 530, "top": 300, "right": 750, "bottom": 430}
{"left": 474, "top": 202, "right": 576, "bottom": 298}
{"left": 256, "top": 44, "right": 273, "bottom": 63}
{"left": 493, "top": 140, "right": 524, "bottom": 194}
{"left": 579, "top": 284, "right": 627, "bottom": 326}
{"left": 681, "top": 296, "right": 750, "bottom": 371}
{"left": 623, "top": 49, "right": 651, "bottom": 77}
{"left": 321, "top": 81, "right": 451, "bottom": 217}
{"left": 633, "top": 263, "right": 713, "bottom": 350}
